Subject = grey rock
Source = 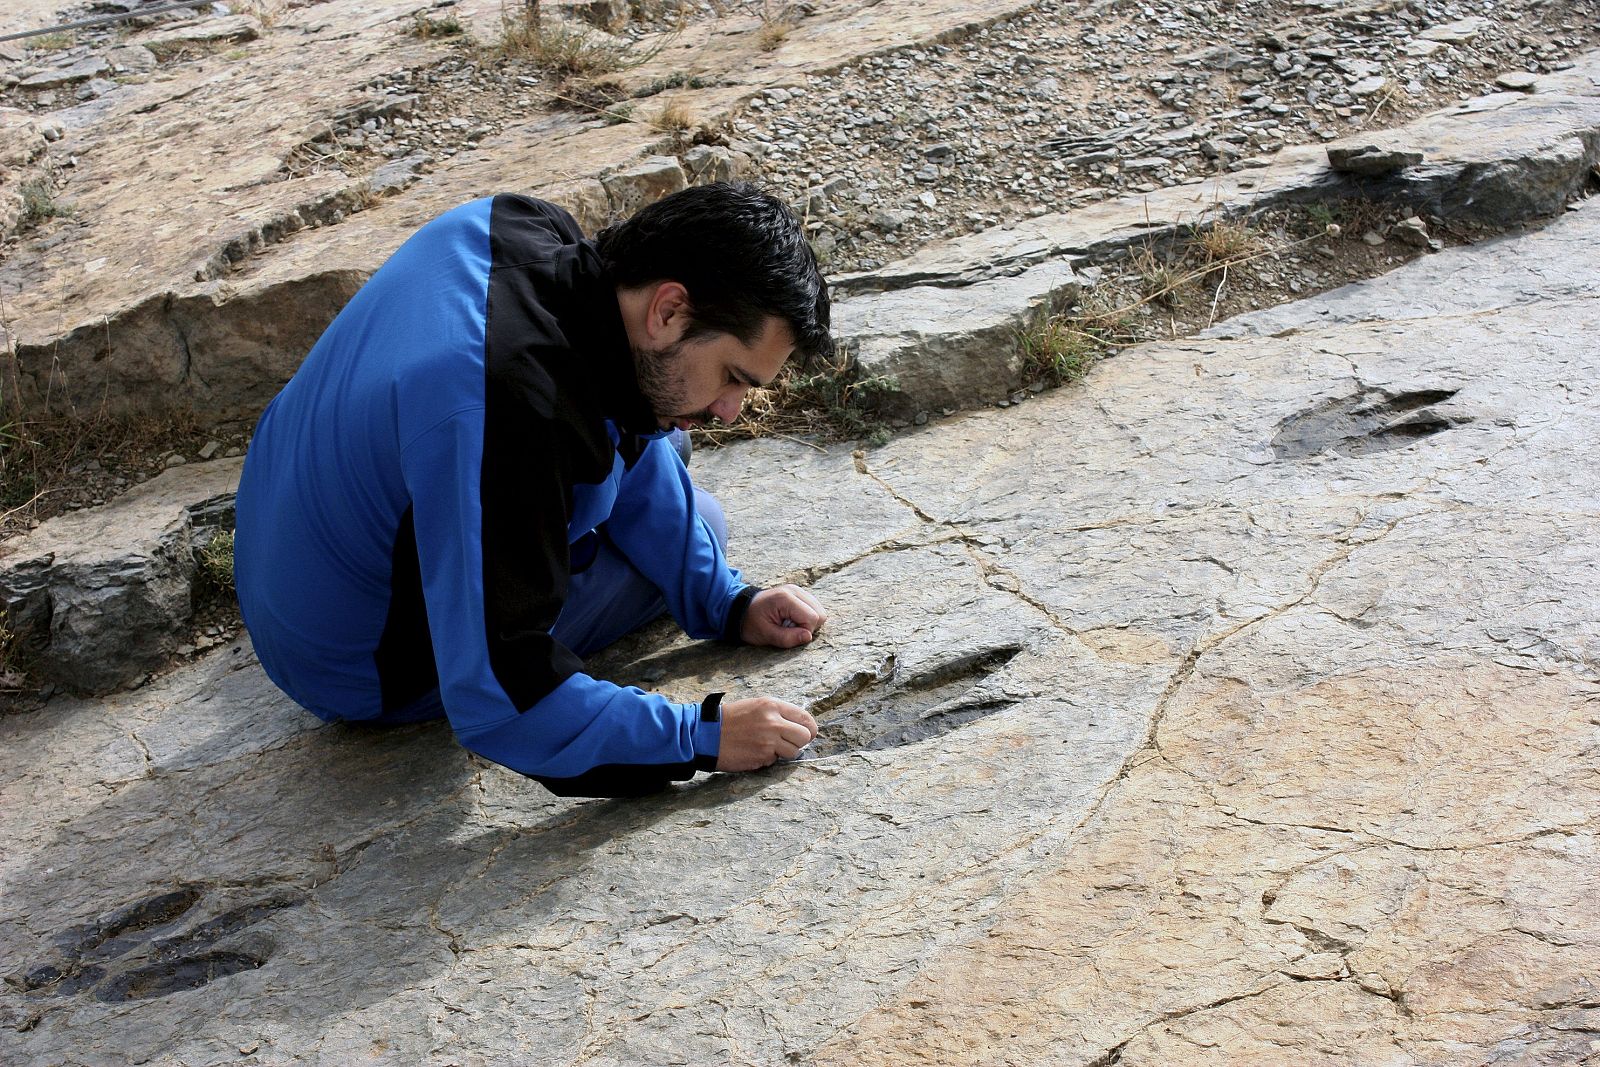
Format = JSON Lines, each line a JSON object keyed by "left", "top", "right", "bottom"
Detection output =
{"left": 143, "top": 14, "right": 263, "bottom": 50}
{"left": 871, "top": 208, "right": 912, "bottom": 232}
{"left": 1327, "top": 143, "right": 1425, "bottom": 175}
{"left": 1392, "top": 215, "right": 1432, "bottom": 247}
{"left": 1496, "top": 71, "right": 1540, "bottom": 92}
{"left": 682, "top": 144, "right": 746, "bottom": 184}
{"left": 602, "top": 154, "right": 687, "bottom": 216}
{"left": 0, "top": 459, "right": 244, "bottom": 693}
{"left": 105, "top": 45, "right": 158, "bottom": 73}
{"left": 20, "top": 56, "right": 109, "bottom": 90}
{"left": 1419, "top": 16, "right": 1490, "bottom": 43}
{"left": 367, "top": 151, "right": 431, "bottom": 195}
{"left": 1402, "top": 38, "right": 1446, "bottom": 57}
{"left": 832, "top": 260, "right": 1080, "bottom": 416}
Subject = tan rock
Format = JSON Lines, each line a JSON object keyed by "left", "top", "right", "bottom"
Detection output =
{"left": 0, "top": 0, "right": 1041, "bottom": 421}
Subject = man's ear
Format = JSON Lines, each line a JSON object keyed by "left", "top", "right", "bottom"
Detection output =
{"left": 646, "top": 281, "right": 692, "bottom": 343}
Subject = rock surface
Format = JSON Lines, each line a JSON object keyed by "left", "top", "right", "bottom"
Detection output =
{"left": 0, "top": 0, "right": 1044, "bottom": 421}
{"left": 839, "top": 50, "right": 1600, "bottom": 295}
{"left": 3, "top": 194, "right": 1597, "bottom": 1067}
{"left": 0, "top": 459, "right": 243, "bottom": 693}
{"left": 739, "top": 0, "right": 1600, "bottom": 274}
{"left": 818, "top": 55, "right": 1600, "bottom": 415}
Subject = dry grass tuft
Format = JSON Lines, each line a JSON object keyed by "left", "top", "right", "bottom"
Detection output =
{"left": 692, "top": 359, "right": 899, "bottom": 448}
{"left": 651, "top": 96, "right": 694, "bottom": 134}
{"left": 407, "top": 11, "right": 467, "bottom": 38}
{"left": 755, "top": 19, "right": 793, "bottom": 50}
{"left": 0, "top": 408, "right": 207, "bottom": 539}
{"left": 492, "top": 1, "right": 665, "bottom": 80}
{"left": 1127, "top": 243, "right": 1187, "bottom": 307}
{"left": 24, "top": 31, "right": 76, "bottom": 51}
{"left": 1192, "top": 216, "right": 1263, "bottom": 264}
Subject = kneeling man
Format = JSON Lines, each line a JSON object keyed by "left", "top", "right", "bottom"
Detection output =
{"left": 235, "top": 183, "right": 833, "bottom": 797}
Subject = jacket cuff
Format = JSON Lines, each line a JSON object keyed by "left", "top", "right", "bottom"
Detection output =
{"left": 691, "top": 692, "right": 724, "bottom": 771}
{"left": 721, "top": 585, "right": 760, "bottom": 644}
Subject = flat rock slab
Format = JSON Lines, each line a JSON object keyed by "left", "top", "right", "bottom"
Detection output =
{"left": 4, "top": 205, "right": 1598, "bottom": 1064}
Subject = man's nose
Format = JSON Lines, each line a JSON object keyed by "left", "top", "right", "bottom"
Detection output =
{"left": 709, "top": 386, "right": 747, "bottom": 424}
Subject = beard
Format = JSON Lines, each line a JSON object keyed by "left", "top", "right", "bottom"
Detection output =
{"left": 632, "top": 337, "right": 709, "bottom": 426}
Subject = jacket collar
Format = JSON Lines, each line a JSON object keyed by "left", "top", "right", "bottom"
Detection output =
{"left": 558, "top": 241, "right": 661, "bottom": 440}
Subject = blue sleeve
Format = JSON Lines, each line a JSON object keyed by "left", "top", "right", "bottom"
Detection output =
{"left": 400, "top": 412, "right": 721, "bottom": 796}
{"left": 604, "top": 435, "right": 753, "bottom": 642}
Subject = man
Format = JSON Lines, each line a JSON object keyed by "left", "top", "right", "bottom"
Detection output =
{"left": 234, "top": 182, "right": 833, "bottom": 797}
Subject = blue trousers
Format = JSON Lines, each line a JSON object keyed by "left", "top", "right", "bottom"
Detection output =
{"left": 378, "top": 487, "right": 729, "bottom": 724}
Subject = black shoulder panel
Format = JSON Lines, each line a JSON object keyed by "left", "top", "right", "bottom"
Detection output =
{"left": 480, "top": 196, "right": 613, "bottom": 710}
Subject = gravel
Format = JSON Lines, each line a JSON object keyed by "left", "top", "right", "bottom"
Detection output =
{"left": 731, "top": 0, "right": 1600, "bottom": 273}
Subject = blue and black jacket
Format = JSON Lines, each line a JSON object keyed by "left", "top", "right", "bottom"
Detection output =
{"left": 234, "top": 195, "right": 755, "bottom": 797}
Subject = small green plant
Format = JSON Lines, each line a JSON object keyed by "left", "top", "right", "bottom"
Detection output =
{"left": 1018, "top": 316, "right": 1097, "bottom": 387}
{"left": 603, "top": 102, "right": 635, "bottom": 124}
{"left": 18, "top": 178, "right": 73, "bottom": 228}
{"left": 1018, "top": 292, "right": 1137, "bottom": 389}
{"left": 639, "top": 71, "right": 711, "bottom": 96}
{"left": 408, "top": 10, "right": 466, "bottom": 38}
{"left": 196, "top": 530, "right": 236, "bottom": 594}
{"left": 1303, "top": 201, "right": 1339, "bottom": 229}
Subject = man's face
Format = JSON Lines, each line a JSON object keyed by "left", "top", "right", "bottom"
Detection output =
{"left": 633, "top": 315, "right": 796, "bottom": 431}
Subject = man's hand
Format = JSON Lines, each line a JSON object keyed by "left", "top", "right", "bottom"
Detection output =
{"left": 716, "top": 697, "right": 818, "bottom": 771}
{"left": 740, "top": 585, "right": 828, "bottom": 648}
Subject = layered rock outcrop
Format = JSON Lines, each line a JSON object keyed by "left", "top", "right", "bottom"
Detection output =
{"left": 2, "top": 189, "right": 1595, "bottom": 1066}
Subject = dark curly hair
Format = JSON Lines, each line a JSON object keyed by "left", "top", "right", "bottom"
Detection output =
{"left": 595, "top": 182, "right": 834, "bottom": 364}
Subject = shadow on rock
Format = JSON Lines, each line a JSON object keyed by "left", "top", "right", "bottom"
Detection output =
{"left": 0, "top": 647, "right": 780, "bottom": 1061}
